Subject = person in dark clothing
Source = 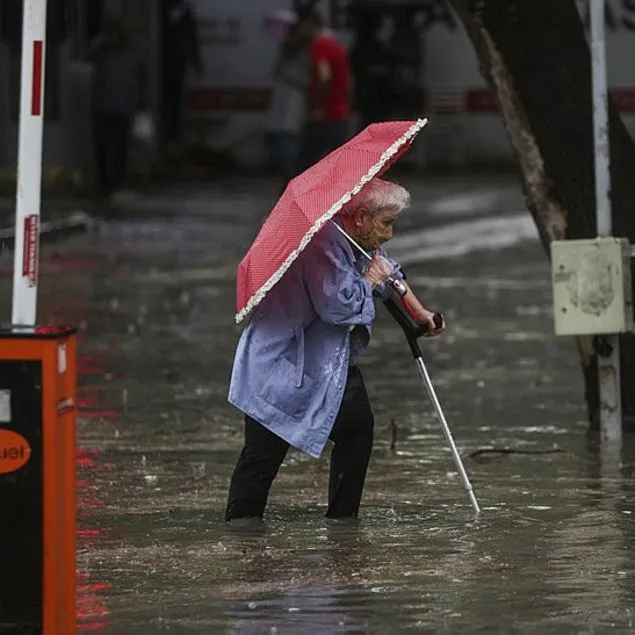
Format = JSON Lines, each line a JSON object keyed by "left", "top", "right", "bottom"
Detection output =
{"left": 225, "top": 179, "right": 446, "bottom": 523}
{"left": 266, "top": 18, "right": 311, "bottom": 188}
{"left": 350, "top": 11, "right": 392, "bottom": 129}
{"left": 161, "top": 0, "right": 202, "bottom": 150}
{"left": 389, "top": 7, "right": 423, "bottom": 119}
{"left": 89, "top": 17, "right": 146, "bottom": 194}
{"left": 295, "top": 10, "right": 353, "bottom": 173}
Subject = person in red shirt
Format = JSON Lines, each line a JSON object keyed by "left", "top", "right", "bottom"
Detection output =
{"left": 296, "top": 10, "right": 352, "bottom": 172}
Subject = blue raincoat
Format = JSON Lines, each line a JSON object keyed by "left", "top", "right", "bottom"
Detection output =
{"left": 228, "top": 221, "right": 403, "bottom": 458}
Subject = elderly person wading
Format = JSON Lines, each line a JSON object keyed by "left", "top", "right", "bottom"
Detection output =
{"left": 225, "top": 178, "right": 445, "bottom": 522}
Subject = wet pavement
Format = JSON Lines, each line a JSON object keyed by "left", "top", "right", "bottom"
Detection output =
{"left": 1, "top": 174, "right": 635, "bottom": 633}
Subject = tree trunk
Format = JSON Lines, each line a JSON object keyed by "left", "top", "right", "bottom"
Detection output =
{"left": 446, "top": 0, "right": 635, "bottom": 429}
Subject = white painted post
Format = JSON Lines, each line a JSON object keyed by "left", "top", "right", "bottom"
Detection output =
{"left": 11, "top": 0, "right": 48, "bottom": 327}
{"left": 590, "top": 0, "right": 622, "bottom": 443}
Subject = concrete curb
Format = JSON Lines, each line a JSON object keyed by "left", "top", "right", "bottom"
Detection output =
{"left": 0, "top": 210, "right": 96, "bottom": 247}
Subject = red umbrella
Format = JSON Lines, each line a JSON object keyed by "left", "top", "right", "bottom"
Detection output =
{"left": 235, "top": 119, "right": 428, "bottom": 323}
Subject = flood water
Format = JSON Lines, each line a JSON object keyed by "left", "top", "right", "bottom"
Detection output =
{"left": 1, "top": 176, "right": 634, "bottom": 633}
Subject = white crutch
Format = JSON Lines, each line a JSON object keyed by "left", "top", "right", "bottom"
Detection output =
{"left": 331, "top": 222, "right": 481, "bottom": 515}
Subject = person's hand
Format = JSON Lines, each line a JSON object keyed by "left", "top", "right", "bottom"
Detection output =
{"left": 419, "top": 310, "right": 446, "bottom": 337}
{"left": 363, "top": 254, "right": 393, "bottom": 288}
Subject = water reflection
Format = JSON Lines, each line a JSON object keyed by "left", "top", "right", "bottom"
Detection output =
{"left": 76, "top": 364, "right": 117, "bottom": 632}
{"left": 76, "top": 444, "right": 113, "bottom": 632}
{"left": 227, "top": 587, "right": 369, "bottom": 634}
{"left": 224, "top": 522, "right": 381, "bottom": 634}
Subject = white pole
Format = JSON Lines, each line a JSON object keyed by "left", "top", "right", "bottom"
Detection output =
{"left": 590, "top": 0, "right": 622, "bottom": 443}
{"left": 11, "top": 0, "right": 48, "bottom": 327}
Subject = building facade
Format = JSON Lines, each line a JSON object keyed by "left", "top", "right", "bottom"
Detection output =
{"left": 0, "top": 0, "right": 634, "bottom": 179}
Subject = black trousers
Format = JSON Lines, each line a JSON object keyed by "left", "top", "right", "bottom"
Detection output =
{"left": 225, "top": 365, "right": 374, "bottom": 520}
{"left": 93, "top": 112, "right": 131, "bottom": 191}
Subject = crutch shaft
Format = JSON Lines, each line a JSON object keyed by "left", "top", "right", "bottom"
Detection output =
{"left": 415, "top": 357, "right": 481, "bottom": 515}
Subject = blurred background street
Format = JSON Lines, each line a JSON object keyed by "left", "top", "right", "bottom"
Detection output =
{"left": 3, "top": 174, "right": 635, "bottom": 632}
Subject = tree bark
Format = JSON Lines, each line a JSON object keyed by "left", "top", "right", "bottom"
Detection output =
{"left": 446, "top": 0, "right": 635, "bottom": 429}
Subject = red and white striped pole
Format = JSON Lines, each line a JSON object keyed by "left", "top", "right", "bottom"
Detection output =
{"left": 11, "top": 0, "right": 48, "bottom": 326}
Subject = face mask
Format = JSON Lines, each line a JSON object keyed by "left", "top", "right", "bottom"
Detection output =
{"left": 357, "top": 219, "right": 393, "bottom": 251}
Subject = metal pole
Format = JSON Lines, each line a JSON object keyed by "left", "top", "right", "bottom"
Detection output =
{"left": 590, "top": 0, "right": 622, "bottom": 443}
{"left": 415, "top": 357, "right": 481, "bottom": 515}
{"left": 11, "top": 0, "right": 48, "bottom": 327}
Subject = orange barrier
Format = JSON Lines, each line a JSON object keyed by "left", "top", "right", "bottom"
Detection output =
{"left": 0, "top": 326, "right": 76, "bottom": 634}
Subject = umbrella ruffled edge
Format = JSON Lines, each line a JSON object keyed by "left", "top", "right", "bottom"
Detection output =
{"left": 235, "top": 117, "right": 429, "bottom": 324}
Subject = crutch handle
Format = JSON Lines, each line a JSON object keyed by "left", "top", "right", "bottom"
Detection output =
{"left": 383, "top": 297, "right": 444, "bottom": 358}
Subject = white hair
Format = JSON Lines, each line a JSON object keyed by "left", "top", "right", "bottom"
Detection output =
{"left": 340, "top": 178, "right": 411, "bottom": 218}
